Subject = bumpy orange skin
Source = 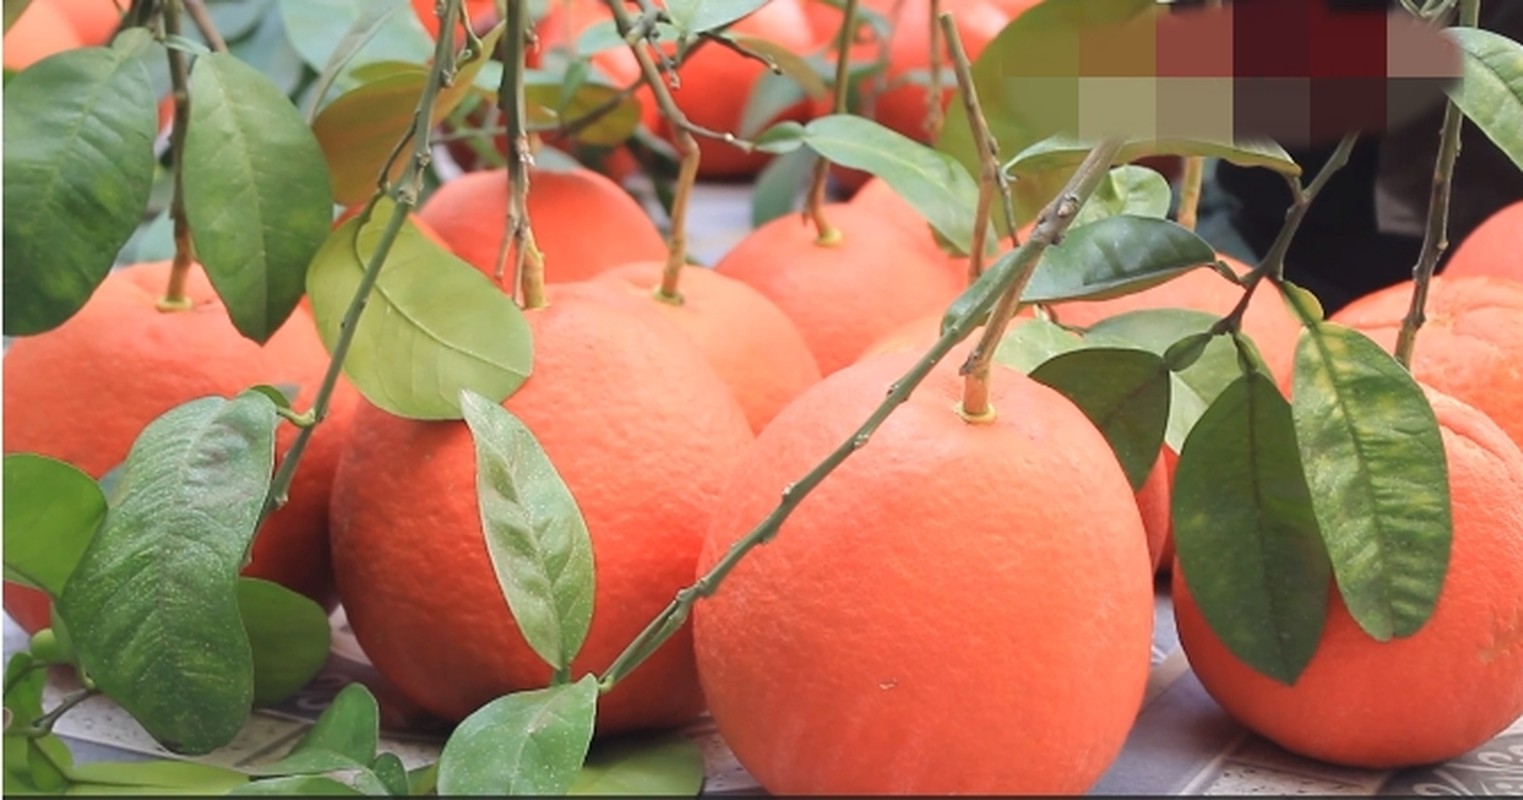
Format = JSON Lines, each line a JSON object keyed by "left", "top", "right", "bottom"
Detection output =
{"left": 714, "top": 202, "right": 965, "bottom": 375}
{"left": 329, "top": 284, "right": 754, "bottom": 735}
{"left": 1330, "top": 275, "right": 1523, "bottom": 449}
{"left": 1442, "top": 200, "right": 1523, "bottom": 282}
{"left": 3, "top": 262, "right": 355, "bottom": 631}
{"left": 694, "top": 351, "right": 1155, "bottom": 794}
{"left": 586, "top": 261, "right": 823, "bottom": 433}
{"left": 416, "top": 167, "right": 668, "bottom": 286}
{"left": 1173, "top": 388, "right": 1523, "bottom": 768}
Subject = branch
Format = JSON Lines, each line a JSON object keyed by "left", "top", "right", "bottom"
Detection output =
{"left": 182, "top": 0, "right": 227, "bottom": 53}
{"left": 158, "top": 0, "right": 195, "bottom": 310}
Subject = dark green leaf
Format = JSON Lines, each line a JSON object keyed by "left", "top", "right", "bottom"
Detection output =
{"left": 664, "top": 0, "right": 766, "bottom": 40}
{"left": 184, "top": 52, "right": 334, "bottom": 344}
{"left": 1070, "top": 165, "right": 1172, "bottom": 229}
{"left": 569, "top": 733, "right": 705, "bottom": 796}
{"left": 1291, "top": 322, "right": 1452, "bottom": 641}
{"left": 312, "top": 24, "right": 500, "bottom": 205}
{"left": 751, "top": 146, "right": 816, "bottom": 228}
{"left": 56, "top": 392, "right": 280, "bottom": 755}
{"left": 306, "top": 199, "right": 534, "bottom": 420}
{"left": 461, "top": 391, "right": 595, "bottom": 674}
{"left": 1029, "top": 348, "right": 1171, "bottom": 490}
{"left": 992, "top": 317, "right": 1087, "bottom": 374}
{"left": 67, "top": 760, "right": 249, "bottom": 793}
{"left": 253, "top": 683, "right": 379, "bottom": 775}
{"left": 1446, "top": 27, "right": 1523, "bottom": 172}
{"left": 230, "top": 776, "right": 367, "bottom": 795}
{"left": 2, "top": 31, "right": 158, "bottom": 336}
{"left": 238, "top": 578, "right": 332, "bottom": 708}
{"left": 3, "top": 454, "right": 105, "bottom": 597}
{"left": 802, "top": 114, "right": 986, "bottom": 256}
{"left": 1174, "top": 371, "right": 1330, "bottom": 685}
{"left": 1019, "top": 216, "right": 1218, "bottom": 304}
{"left": 436, "top": 676, "right": 599, "bottom": 796}
{"left": 370, "top": 753, "right": 409, "bottom": 797}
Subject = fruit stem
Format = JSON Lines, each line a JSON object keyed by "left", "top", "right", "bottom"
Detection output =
{"left": 925, "top": 0, "right": 944, "bottom": 139}
{"left": 1216, "top": 133, "right": 1360, "bottom": 335}
{"left": 182, "top": 0, "right": 227, "bottom": 53}
{"left": 958, "top": 138, "right": 1124, "bottom": 422}
{"left": 596, "top": 136, "right": 1127, "bottom": 693}
{"left": 1394, "top": 0, "right": 1477, "bottom": 369}
{"left": 495, "top": 0, "right": 547, "bottom": 309}
{"left": 942, "top": 12, "right": 1016, "bottom": 282}
{"left": 1176, "top": 156, "right": 1204, "bottom": 231}
{"left": 262, "top": 0, "right": 473, "bottom": 522}
{"left": 804, "top": 0, "right": 861, "bottom": 245}
{"left": 158, "top": 0, "right": 196, "bottom": 312}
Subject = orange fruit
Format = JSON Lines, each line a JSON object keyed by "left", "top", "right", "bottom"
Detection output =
{"left": 653, "top": 0, "right": 820, "bottom": 179}
{"left": 1048, "top": 256, "right": 1304, "bottom": 386}
{"left": 1134, "top": 454, "right": 1170, "bottom": 573}
{"left": 45, "top": 0, "right": 121, "bottom": 45}
{"left": 416, "top": 166, "right": 668, "bottom": 286}
{"left": 1173, "top": 386, "right": 1523, "bottom": 767}
{"left": 2, "top": 262, "right": 356, "bottom": 632}
{"left": 1443, "top": 199, "right": 1523, "bottom": 281}
{"left": 1330, "top": 275, "right": 1523, "bottom": 449}
{"left": 3, "top": 1, "right": 84, "bottom": 71}
{"left": 585, "top": 261, "right": 823, "bottom": 433}
{"left": 714, "top": 202, "right": 964, "bottom": 375}
{"left": 693, "top": 350, "right": 1155, "bottom": 793}
{"left": 329, "top": 282, "right": 754, "bottom": 735}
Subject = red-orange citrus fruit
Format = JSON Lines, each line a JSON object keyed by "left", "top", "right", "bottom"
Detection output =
{"left": 411, "top": 0, "right": 497, "bottom": 39}
{"left": 3, "top": 1, "right": 84, "bottom": 71}
{"left": 329, "top": 283, "right": 754, "bottom": 735}
{"left": 714, "top": 202, "right": 965, "bottom": 375}
{"left": 693, "top": 350, "right": 1155, "bottom": 793}
{"left": 45, "top": 0, "right": 121, "bottom": 45}
{"left": 1443, "top": 200, "right": 1523, "bottom": 282}
{"left": 416, "top": 166, "right": 668, "bottom": 286}
{"left": 1173, "top": 386, "right": 1523, "bottom": 767}
{"left": 586, "top": 261, "right": 822, "bottom": 433}
{"left": 1330, "top": 275, "right": 1523, "bottom": 449}
{"left": 3, "top": 261, "right": 356, "bottom": 632}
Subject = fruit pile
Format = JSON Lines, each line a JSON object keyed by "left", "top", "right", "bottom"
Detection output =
{"left": 4, "top": 0, "right": 1522, "bottom": 795}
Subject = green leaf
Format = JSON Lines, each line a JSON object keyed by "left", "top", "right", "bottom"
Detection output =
{"left": 20, "top": 735, "right": 72, "bottom": 793}
{"left": 3, "top": 0, "right": 31, "bottom": 32}
{"left": 1029, "top": 348, "right": 1171, "bottom": 490}
{"left": 252, "top": 683, "right": 379, "bottom": 775}
{"left": 1007, "top": 135, "right": 1300, "bottom": 181}
{"left": 461, "top": 391, "right": 595, "bottom": 675}
{"left": 1070, "top": 165, "right": 1172, "bottom": 229}
{"left": 5, "top": 653, "right": 45, "bottom": 727}
{"left": 2, "top": 31, "right": 159, "bottom": 336}
{"left": 406, "top": 762, "right": 438, "bottom": 796}
{"left": 1446, "top": 27, "right": 1523, "bottom": 172}
{"left": 369, "top": 753, "right": 410, "bottom": 797}
{"left": 739, "top": 71, "right": 809, "bottom": 140}
{"left": 279, "top": 0, "right": 432, "bottom": 88}
{"left": 184, "top": 52, "right": 334, "bottom": 344}
{"left": 1019, "top": 216, "right": 1218, "bottom": 304}
{"left": 992, "top": 317, "right": 1087, "bottom": 374}
{"left": 230, "top": 776, "right": 367, "bottom": 795}
{"left": 568, "top": 733, "right": 705, "bottom": 796}
{"left": 55, "top": 392, "right": 280, "bottom": 755}
{"left": 3, "top": 454, "right": 105, "bottom": 597}
{"left": 525, "top": 73, "right": 641, "bottom": 147}
{"left": 238, "top": 578, "right": 332, "bottom": 708}
{"left": 752, "top": 119, "right": 807, "bottom": 154}
{"left": 66, "top": 760, "right": 249, "bottom": 794}
{"left": 734, "top": 34, "right": 827, "bottom": 101}
{"left": 751, "top": 145, "right": 816, "bottom": 228}
{"left": 1174, "top": 371, "right": 1331, "bottom": 685}
{"left": 312, "top": 24, "right": 501, "bottom": 205}
{"left": 1084, "top": 309, "right": 1250, "bottom": 451}
{"left": 436, "top": 676, "right": 599, "bottom": 796}
{"left": 306, "top": 199, "right": 534, "bottom": 420}
{"left": 802, "top": 114, "right": 986, "bottom": 256}
{"left": 664, "top": 0, "right": 766, "bottom": 41}
{"left": 1290, "top": 323, "right": 1452, "bottom": 641}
